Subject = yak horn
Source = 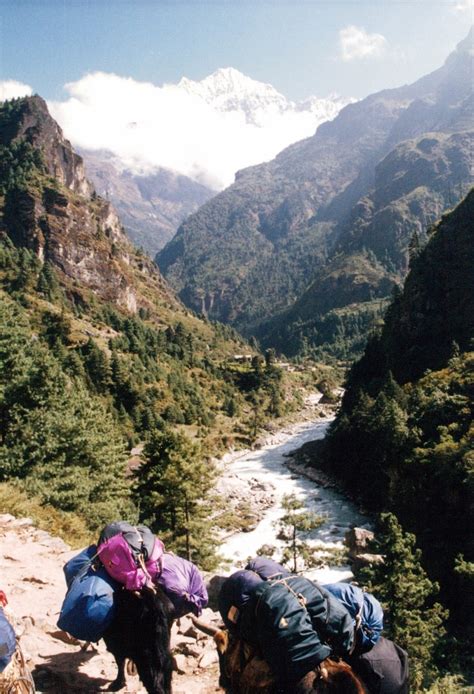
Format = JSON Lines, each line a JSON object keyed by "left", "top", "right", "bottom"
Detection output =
{"left": 190, "top": 615, "right": 221, "bottom": 636}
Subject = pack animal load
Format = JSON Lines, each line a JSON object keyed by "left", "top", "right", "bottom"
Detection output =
{"left": 220, "top": 572, "right": 355, "bottom": 687}
{"left": 97, "top": 522, "right": 164, "bottom": 591}
{"left": 58, "top": 521, "right": 208, "bottom": 643}
{"left": 57, "top": 545, "right": 119, "bottom": 642}
{"left": 0, "top": 604, "right": 35, "bottom": 694}
{"left": 324, "top": 583, "right": 384, "bottom": 653}
{"left": 155, "top": 553, "right": 208, "bottom": 618}
{"left": 0, "top": 607, "right": 16, "bottom": 673}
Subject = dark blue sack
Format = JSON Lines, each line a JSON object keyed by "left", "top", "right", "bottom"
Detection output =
{"left": 63, "top": 545, "right": 98, "bottom": 588}
{"left": 240, "top": 577, "right": 333, "bottom": 685}
{"left": 0, "top": 607, "right": 16, "bottom": 673}
{"left": 245, "top": 557, "right": 291, "bottom": 580}
{"left": 58, "top": 545, "right": 119, "bottom": 642}
{"left": 324, "top": 582, "right": 383, "bottom": 652}
{"left": 218, "top": 570, "right": 264, "bottom": 632}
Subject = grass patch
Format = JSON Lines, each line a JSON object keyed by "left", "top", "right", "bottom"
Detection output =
{"left": 0, "top": 481, "right": 92, "bottom": 548}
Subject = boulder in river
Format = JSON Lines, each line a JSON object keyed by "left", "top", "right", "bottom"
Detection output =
{"left": 345, "top": 527, "right": 375, "bottom": 558}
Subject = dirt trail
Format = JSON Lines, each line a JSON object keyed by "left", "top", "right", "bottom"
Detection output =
{"left": 0, "top": 515, "right": 222, "bottom": 693}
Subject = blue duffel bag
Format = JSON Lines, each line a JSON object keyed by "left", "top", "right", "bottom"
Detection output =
{"left": 324, "top": 582, "right": 383, "bottom": 653}
{"left": 0, "top": 607, "right": 16, "bottom": 673}
{"left": 57, "top": 545, "right": 119, "bottom": 642}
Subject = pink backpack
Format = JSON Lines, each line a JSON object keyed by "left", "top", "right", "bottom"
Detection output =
{"left": 97, "top": 522, "right": 164, "bottom": 591}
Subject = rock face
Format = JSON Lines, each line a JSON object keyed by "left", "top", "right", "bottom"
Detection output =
{"left": 157, "top": 30, "right": 473, "bottom": 356}
{"left": 81, "top": 150, "right": 215, "bottom": 256}
{"left": 0, "top": 96, "right": 179, "bottom": 313}
{"left": 344, "top": 527, "right": 375, "bottom": 558}
{"left": 0, "top": 96, "right": 92, "bottom": 199}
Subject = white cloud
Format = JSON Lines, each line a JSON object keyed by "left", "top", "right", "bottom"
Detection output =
{"left": 452, "top": 0, "right": 473, "bottom": 13}
{"left": 0, "top": 80, "right": 33, "bottom": 102}
{"left": 339, "top": 25, "right": 388, "bottom": 62}
{"left": 48, "top": 71, "right": 350, "bottom": 190}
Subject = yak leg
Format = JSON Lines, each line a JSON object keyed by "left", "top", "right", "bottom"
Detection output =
{"left": 108, "top": 653, "right": 126, "bottom": 691}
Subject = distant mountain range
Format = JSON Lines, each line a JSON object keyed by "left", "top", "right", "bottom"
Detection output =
{"left": 78, "top": 68, "right": 353, "bottom": 256}
{"left": 81, "top": 151, "right": 215, "bottom": 256}
{"left": 157, "top": 29, "right": 473, "bottom": 359}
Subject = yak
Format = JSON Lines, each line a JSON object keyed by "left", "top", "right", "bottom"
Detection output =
{"left": 192, "top": 617, "right": 368, "bottom": 694}
{"left": 103, "top": 585, "right": 174, "bottom": 694}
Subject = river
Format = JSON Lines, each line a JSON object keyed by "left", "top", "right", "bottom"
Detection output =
{"left": 217, "top": 417, "right": 370, "bottom": 583}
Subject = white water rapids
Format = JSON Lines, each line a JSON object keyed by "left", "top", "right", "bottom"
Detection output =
{"left": 217, "top": 417, "right": 370, "bottom": 583}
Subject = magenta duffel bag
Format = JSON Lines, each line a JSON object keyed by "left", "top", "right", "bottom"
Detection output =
{"left": 97, "top": 522, "right": 164, "bottom": 591}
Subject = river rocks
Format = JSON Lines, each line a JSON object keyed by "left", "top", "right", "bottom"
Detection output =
{"left": 345, "top": 527, "right": 375, "bottom": 558}
{"left": 215, "top": 472, "right": 276, "bottom": 533}
{"left": 352, "top": 553, "right": 385, "bottom": 572}
{"left": 344, "top": 528, "right": 384, "bottom": 570}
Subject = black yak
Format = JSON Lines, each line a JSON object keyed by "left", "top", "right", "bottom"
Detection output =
{"left": 103, "top": 585, "right": 174, "bottom": 694}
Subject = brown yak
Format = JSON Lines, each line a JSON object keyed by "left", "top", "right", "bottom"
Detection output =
{"left": 192, "top": 618, "right": 367, "bottom": 694}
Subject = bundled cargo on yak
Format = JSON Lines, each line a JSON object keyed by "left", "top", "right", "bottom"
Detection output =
{"left": 0, "top": 608, "right": 16, "bottom": 673}
{"left": 245, "top": 557, "right": 290, "bottom": 580}
{"left": 156, "top": 553, "right": 208, "bottom": 618}
{"left": 324, "top": 582, "right": 383, "bottom": 653}
{"left": 218, "top": 570, "right": 264, "bottom": 633}
{"left": 57, "top": 545, "right": 119, "bottom": 642}
{"left": 97, "top": 521, "right": 164, "bottom": 591}
{"left": 239, "top": 576, "right": 355, "bottom": 687}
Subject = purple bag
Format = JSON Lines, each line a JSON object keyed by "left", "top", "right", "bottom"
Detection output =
{"left": 156, "top": 553, "right": 208, "bottom": 618}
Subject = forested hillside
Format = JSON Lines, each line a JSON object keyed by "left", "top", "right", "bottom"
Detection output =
{"left": 0, "top": 96, "right": 308, "bottom": 547}
{"left": 313, "top": 191, "right": 473, "bottom": 634}
{"left": 158, "top": 29, "right": 473, "bottom": 360}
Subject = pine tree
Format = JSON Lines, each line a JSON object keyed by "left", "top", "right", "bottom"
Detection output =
{"left": 357, "top": 513, "right": 448, "bottom": 689}
{"left": 133, "top": 429, "right": 218, "bottom": 568}
{"left": 82, "top": 338, "right": 112, "bottom": 393}
{"left": 275, "top": 494, "right": 324, "bottom": 572}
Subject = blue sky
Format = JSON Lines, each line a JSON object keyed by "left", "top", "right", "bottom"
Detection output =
{"left": 0, "top": 0, "right": 471, "bottom": 100}
{"left": 0, "top": 1, "right": 470, "bottom": 190}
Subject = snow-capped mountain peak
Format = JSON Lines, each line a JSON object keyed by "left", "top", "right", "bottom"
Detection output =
{"left": 178, "top": 67, "right": 289, "bottom": 124}
{"left": 178, "top": 67, "right": 355, "bottom": 127}
{"left": 179, "top": 67, "right": 285, "bottom": 102}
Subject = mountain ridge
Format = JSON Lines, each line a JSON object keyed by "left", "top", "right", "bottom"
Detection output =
{"left": 157, "top": 30, "right": 473, "bottom": 357}
{"left": 81, "top": 149, "right": 215, "bottom": 256}
{"left": 314, "top": 190, "right": 473, "bottom": 630}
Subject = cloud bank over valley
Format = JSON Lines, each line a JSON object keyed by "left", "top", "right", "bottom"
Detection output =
{"left": 46, "top": 69, "right": 354, "bottom": 190}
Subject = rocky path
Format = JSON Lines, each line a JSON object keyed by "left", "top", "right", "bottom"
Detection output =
{"left": 0, "top": 403, "right": 371, "bottom": 693}
{"left": 0, "top": 514, "right": 222, "bottom": 693}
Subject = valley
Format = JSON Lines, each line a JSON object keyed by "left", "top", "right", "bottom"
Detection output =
{"left": 0, "top": 11, "right": 472, "bottom": 692}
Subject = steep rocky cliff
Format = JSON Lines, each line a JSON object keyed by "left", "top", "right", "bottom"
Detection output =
{"left": 0, "top": 96, "right": 178, "bottom": 314}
